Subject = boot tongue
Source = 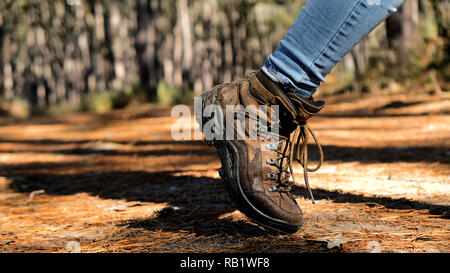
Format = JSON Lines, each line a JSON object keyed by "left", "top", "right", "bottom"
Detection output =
{"left": 254, "top": 70, "right": 325, "bottom": 117}
{"left": 286, "top": 92, "right": 325, "bottom": 123}
{"left": 253, "top": 70, "right": 325, "bottom": 130}
{"left": 254, "top": 71, "right": 298, "bottom": 119}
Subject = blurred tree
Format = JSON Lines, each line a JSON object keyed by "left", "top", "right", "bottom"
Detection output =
{"left": 386, "top": 0, "right": 421, "bottom": 66}
{"left": 0, "top": 0, "right": 446, "bottom": 113}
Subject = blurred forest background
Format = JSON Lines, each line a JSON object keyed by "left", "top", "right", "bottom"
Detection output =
{"left": 0, "top": 0, "right": 448, "bottom": 118}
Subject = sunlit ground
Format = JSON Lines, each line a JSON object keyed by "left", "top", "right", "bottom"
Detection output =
{"left": 0, "top": 91, "right": 449, "bottom": 253}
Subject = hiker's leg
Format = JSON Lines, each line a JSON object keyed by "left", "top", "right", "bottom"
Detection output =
{"left": 262, "top": 0, "right": 404, "bottom": 98}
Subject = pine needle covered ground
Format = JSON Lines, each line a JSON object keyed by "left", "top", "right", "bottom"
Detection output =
{"left": 0, "top": 90, "right": 449, "bottom": 253}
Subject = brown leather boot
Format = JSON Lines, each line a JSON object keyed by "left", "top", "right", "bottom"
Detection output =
{"left": 197, "top": 70, "right": 325, "bottom": 233}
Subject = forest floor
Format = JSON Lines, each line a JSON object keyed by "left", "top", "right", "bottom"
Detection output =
{"left": 0, "top": 90, "right": 449, "bottom": 253}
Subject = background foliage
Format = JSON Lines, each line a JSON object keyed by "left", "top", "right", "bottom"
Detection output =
{"left": 0, "top": 0, "right": 448, "bottom": 117}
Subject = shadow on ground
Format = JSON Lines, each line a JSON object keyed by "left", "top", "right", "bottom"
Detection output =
{"left": 5, "top": 166, "right": 269, "bottom": 237}
{"left": 0, "top": 139, "right": 448, "bottom": 164}
{"left": 5, "top": 161, "right": 449, "bottom": 241}
{"left": 292, "top": 186, "right": 449, "bottom": 219}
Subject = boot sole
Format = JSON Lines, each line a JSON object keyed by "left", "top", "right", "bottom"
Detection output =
{"left": 214, "top": 140, "right": 301, "bottom": 234}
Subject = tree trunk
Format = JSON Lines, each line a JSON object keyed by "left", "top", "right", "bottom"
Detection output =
{"left": 386, "top": 0, "right": 420, "bottom": 64}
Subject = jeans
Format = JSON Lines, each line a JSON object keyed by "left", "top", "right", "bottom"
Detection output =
{"left": 262, "top": 0, "right": 404, "bottom": 97}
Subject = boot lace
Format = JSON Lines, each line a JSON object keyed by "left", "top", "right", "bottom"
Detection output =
{"left": 263, "top": 122, "right": 323, "bottom": 204}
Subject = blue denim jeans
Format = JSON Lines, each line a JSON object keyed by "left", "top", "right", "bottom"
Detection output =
{"left": 262, "top": 0, "right": 404, "bottom": 97}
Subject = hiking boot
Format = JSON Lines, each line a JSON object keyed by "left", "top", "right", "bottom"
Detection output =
{"left": 196, "top": 70, "right": 325, "bottom": 233}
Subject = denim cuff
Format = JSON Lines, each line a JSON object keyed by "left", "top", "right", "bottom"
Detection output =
{"left": 261, "top": 63, "right": 317, "bottom": 98}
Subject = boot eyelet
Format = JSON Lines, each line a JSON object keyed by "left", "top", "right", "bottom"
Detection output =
{"left": 266, "top": 173, "right": 276, "bottom": 180}
{"left": 266, "top": 143, "right": 278, "bottom": 150}
{"left": 266, "top": 158, "right": 276, "bottom": 165}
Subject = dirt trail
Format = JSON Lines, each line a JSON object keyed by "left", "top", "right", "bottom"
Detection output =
{"left": 0, "top": 92, "right": 449, "bottom": 253}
